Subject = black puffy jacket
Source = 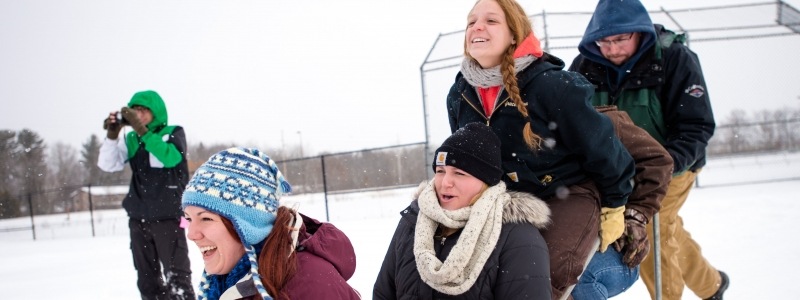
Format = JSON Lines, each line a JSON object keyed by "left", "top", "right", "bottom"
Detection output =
{"left": 373, "top": 183, "right": 552, "bottom": 299}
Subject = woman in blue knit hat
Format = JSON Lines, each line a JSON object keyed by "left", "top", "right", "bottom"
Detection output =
{"left": 182, "top": 147, "right": 361, "bottom": 300}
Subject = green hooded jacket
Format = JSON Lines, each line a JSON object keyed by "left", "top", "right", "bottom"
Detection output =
{"left": 124, "top": 90, "right": 181, "bottom": 166}
{"left": 122, "top": 90, "right": 189, "bottom": 221}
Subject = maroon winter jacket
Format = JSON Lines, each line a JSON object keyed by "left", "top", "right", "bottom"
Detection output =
{"left": 225, "top": 214, "right": 361, "bottom": 300}
{"left": 285, "top": 214, "right": 361, "bottom": 299}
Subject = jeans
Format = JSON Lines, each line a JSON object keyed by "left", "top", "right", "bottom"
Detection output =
{"left": 571, "top": 247, "right": 639, "bottom": 300}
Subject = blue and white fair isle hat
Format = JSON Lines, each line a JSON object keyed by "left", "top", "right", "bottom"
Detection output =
{"left": 182, "top": 147, "right": 292, "bottom": 300}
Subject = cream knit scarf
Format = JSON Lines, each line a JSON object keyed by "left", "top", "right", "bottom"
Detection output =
{"left": 460, "top": 55, "right": 537, "bottom": 88}
{"left": 413, "top": 180, "right": 510, "bottom": 295}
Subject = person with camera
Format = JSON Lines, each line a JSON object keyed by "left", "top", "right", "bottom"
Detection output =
{"left": 98, "top": 90, "right": 195, "bottom": 300}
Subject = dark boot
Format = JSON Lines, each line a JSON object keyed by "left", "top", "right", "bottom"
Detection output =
{"left": 704, "top": 271, "right": 729, "bottom": 300}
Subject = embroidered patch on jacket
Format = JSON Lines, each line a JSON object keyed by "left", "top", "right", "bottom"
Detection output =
{"left": 684, "top": 84, "right": 705, "bottom": 98}
{"left": 435, "top": 152, "right": 448, "bottom": 166}
{"left": 504, "top": 101, "right": 529, "bottom": 107}
{"left": 506, "top": 172, "right": 519, "bottom": 182}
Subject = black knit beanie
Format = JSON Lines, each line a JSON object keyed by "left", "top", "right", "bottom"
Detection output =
{"left": 433, "top": 122, "right": 503, "bottom": 185}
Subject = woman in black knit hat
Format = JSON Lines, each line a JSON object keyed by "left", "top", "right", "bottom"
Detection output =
{"left": 374, "top": 122, "right": 553, "bottom": 299}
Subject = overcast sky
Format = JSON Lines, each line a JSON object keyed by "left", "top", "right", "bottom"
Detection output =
{"left": 2, "top": 0, "right": 799, "bottom": 155}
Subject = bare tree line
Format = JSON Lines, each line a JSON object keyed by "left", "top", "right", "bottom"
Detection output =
{"left": 707, "top": 107, "right": 800, "bottom": 155}
{"left": 2, "top": 106, "right": 798, "bottom": 219}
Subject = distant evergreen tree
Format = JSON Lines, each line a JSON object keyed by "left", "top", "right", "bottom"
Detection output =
{"left": 0, "top": 130, "right": 21, "bottom": 218}
{"left": 81, "top": 134, "right": 103, "bottom": 185}
{"left": 16, "top": 129, "right": 49, "bottom": 214}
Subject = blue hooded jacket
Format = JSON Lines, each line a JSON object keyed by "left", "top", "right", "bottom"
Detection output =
{"left": 577, "top": 0, "right": 656, "bottom": 85}
{"left": 569, "top": 0, "right": 716, "bottom": 175}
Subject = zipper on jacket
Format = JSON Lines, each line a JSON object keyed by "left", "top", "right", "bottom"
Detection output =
{"left": 609, "top": 87, "right": 625, "bottom": 105}
{"left": 460, "top": 93, "right": 511, "bottom": 127}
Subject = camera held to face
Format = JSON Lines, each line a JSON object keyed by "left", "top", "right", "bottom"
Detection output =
{"left": 115, "top": 111, "right": 131, "bottom": 126}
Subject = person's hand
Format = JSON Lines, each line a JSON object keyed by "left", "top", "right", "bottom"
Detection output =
{"left": 103, "top": 112, "right": 122, "bottom": 139}
{"left": 598, "top": 206, "right": 625, "bottom": 252}
{"left": 121, "top": 107, "right": 148, "bottom": 136}
{"left": 613, "top": 208, "right": 650, "bottom": 268}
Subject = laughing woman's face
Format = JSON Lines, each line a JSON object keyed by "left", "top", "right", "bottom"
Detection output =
{"left": 466, "top": 0, "right": 515, "bottom": 68}
{"left": 184, "top": 206, "right": 245, "bottom": 275}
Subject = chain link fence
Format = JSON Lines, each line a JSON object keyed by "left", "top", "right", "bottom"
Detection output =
{"left": 1, "top": 142, "right": 429, "bottom": 240}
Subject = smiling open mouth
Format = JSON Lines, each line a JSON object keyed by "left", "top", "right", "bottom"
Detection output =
{"left": 199, "top": 246, "right": 218, "bottom": 257}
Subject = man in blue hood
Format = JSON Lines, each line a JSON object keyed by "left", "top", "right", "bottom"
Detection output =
{"left": 569, "top": 0, "right": 726, "bottom": 300}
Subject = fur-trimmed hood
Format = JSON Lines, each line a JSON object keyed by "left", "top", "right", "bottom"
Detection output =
{"left": 503, "top": 190, "right": 550, "bottom": 228}
{"left": 412, "top": 181, "right": 550, "bottom": 229}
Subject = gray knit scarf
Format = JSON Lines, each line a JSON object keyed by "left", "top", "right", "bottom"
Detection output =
{"left": 413, "top": 180, "right": 510, "bottom": 295}
{"left": 460, "top": 55, "right": 537, "bottom": 88}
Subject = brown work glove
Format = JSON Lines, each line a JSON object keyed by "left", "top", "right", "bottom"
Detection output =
{"left": 120, "top": 107, "right": 148, "bottom": 136}
{"left": 613, "top": 208, "right": 650, "bottom": 268}
{"left": 103, "top": 113, "right": 122, "bottom": 139}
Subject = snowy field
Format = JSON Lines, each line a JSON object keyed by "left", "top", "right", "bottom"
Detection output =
{"left": 1, "top": 151, "right": 798, "bottom": 299}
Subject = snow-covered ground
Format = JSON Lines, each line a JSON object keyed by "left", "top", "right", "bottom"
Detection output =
{"left": 1, "top": 151, "right": 798, "bottom": 299}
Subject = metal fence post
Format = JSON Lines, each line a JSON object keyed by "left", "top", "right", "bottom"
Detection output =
{"left": 320, "top": 155, "right": 330, "bottom": 222}
{"left": 27, "top": 193, "right": 36, "bottom": 241}
{"left": 88, "top": 184, "right": 96, "bottom": 237}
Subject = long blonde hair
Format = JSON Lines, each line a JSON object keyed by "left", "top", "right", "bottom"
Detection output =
{"left": 464, "top": 0, "right": 542, "bottom": 149}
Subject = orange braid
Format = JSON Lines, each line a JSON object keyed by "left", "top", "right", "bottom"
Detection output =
{"left": 501, "top": 46, "right": 542, "bottom": 150}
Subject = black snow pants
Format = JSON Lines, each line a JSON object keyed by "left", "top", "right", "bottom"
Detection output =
{"left": 129, "top": 218, "right": 195, "bottom": 300}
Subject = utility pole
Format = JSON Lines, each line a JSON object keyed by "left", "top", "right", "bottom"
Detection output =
{"left": 297, "top": 131, "right": 304, "bottom": 158}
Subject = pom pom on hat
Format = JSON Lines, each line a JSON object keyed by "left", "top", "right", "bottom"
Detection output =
{"left": 433, "top": 122, "right": 503, "bottom": 185}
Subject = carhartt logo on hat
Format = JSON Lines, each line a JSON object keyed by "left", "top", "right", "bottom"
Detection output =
{"left": 436, "top": 152, "right": 448, "bottom": 166}
{"left": 433, "top": 123, "right": 503, "bottom": 185}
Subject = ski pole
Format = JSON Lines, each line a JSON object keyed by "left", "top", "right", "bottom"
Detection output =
{"left": 654, "top": 212, "right": 662, "bottom": 300}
